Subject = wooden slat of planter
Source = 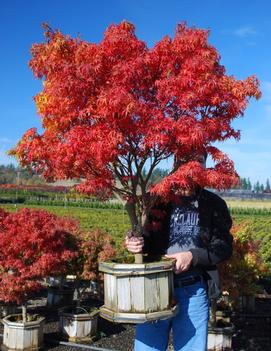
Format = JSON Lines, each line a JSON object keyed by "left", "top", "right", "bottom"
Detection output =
{"left": 130, "top": 276, "right": 145, "bottom": 312}
{"left": 117, "top": 277, "right": 131, "bottom": 311}
{"left": 104, "top": 274, "right": 117, "bottom": 310}
{"left": 158, "top": 271, "right": 171, "bottom": 310}
{"left": 144, "top": 274, "right": 160, "bottom": 312}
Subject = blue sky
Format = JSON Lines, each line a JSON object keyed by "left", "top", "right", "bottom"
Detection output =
{"left": 0, "top": 0, "right": 270, "bottom": 185}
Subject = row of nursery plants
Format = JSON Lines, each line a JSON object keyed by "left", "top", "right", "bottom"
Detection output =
{"left": 1, "top": 204, "right": 130, "bottom": 249}
{"left": 229, "top": 206, "right": 271, "bottom": 216}
{"left": 0, "top": 185, "right": 124, "bottom": 209}
{"left": 2, "top": 203, "right": 271, "bottom": 271}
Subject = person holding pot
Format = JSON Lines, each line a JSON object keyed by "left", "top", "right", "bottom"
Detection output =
{"left": 125, "top": 153, "right": 233, "bottom": 351}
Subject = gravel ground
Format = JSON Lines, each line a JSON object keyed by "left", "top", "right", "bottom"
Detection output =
{"left": 1, "top": 295, "right": 271, "bottom": 351}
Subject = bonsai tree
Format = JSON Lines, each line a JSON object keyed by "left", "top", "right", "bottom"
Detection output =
{"left": 0, "top": 208, "right": 78, "bottom": 322}
{"left": 13, "top": 21, "right": 260, "bottom": 263}
{"left": 71, "top": 228, "right": 116, "bottom": 306}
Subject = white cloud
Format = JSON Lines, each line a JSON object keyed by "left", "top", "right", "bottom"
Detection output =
{"left": 233, "top": 26, "right": 258, "bottom": 38}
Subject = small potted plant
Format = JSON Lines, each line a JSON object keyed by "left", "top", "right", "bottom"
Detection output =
{"left": 208, "top": 297, "right": 234, "bottom": 351}
{"left": 0, "top": 208, "right": 78, "bottom": 351}
{"left": 208, "top": 221, "right": 268, "bottom": 351}
{"left": 219, "top": 221, "right": 268, "bottom": 312}
{"left": 59, "top": 228, "right": 116, "bottom": 342}
{"left": 46, "top": 275, "right": 75, "bottom": 307}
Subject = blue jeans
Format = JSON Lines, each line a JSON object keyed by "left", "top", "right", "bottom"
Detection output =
{"left": 135, "top": 279, "right": 209, "bottom": 351}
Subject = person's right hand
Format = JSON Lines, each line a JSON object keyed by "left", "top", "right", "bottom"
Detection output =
{"left": 125, "top": 232, "right": 144, "bottom": 253}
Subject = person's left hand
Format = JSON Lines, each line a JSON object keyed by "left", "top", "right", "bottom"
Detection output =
{"left": 165, "top": 251, "right": 193, "bottom": 274}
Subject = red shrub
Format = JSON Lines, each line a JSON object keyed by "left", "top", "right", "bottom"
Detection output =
{"left": 0, "top": 208, "right": 79, "bottom": 305}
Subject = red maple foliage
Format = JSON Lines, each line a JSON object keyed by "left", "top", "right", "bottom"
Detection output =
{"left": 0, "top": 208, "right": 78, "bottom": 305}
{"left": 70, "top": 228, "right": 116, "bottom": 302}
{"left": 77, "top": 229, "right": 116, "bottom": 282}
{"left": 13, "top": 21, "right": 260, "bottom": 229}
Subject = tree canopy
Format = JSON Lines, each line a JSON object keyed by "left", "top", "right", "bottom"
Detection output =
{"left": 13, "top": 21, "right": 260, "bottom": 228}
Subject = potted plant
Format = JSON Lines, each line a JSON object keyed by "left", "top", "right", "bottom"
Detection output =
{"left": 208, "top": 297, "right": 234, "bottom": 351}
{"left": 208, "top": 221, "right": 268, "bottom": 350}
{"left": 219, "top": 221, "right": 268, "bottom": 312}
{"left": 13, "top": 21, "right": 260, "bottom": 323}
{"left": 46, "top": 275, "right": 75, "bottom": 307}
{"left": 59, "top": 228, "right": 116, "bottom": 342}
{"left": 0, "top": 208, "right": 78, "bottom": 351}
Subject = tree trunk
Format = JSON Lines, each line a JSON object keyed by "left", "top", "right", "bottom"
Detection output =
{"left": 210, "top": 298, "right": 217, "bottom": 327}
{"left": 75, "top": 277, "right": 81, "bottom": 308}
{"left": 125, "top": 201, "right": 143, "bottom": 264}
{"left": 22, "top": 304, "right": 27, "bottom": 323}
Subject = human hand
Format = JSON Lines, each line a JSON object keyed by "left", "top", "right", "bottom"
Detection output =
{"left": 125, "top": 231, "right": 144, "bottom": 254}
{"left": 165, "top": 251, "right": 193, "bottom": 274}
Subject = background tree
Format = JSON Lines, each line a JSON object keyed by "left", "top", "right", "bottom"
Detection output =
{"left": 0, "top": 208, "right": 78, "bottom": 322}
{"left": 71, "top": 228, "right": 116, "bottom": 305}
{"left": 254, "top": 181, "right": 261, "bottom": 193}
{"left": 265, "top": 179, "right": 270, "bottom": 192}
{"left": 13, "top": 22, "right": 260, "bottom": 262}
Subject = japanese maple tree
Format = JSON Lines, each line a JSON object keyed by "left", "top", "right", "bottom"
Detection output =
{"left": 13, "top": 22, "right": 260, "bottom": 262}
{"left": 219, "top": 221, "right": 267, "bottom": 304}
{"left": 71, "top": 228, "right": 116, "bottom": 305}
{"left": 0, "top": 208, "right": 78, "bottom": 321}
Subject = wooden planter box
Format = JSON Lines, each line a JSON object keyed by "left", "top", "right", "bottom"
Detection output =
{"left": 1, "top": 314, "right": 45, "bottom": 351}
{"left": 0, "top": 304, "right": 18, "bottom": 318}
{"left": 99, "top": 260, "right": 178, "bottom": 323}
{"left": 59, "top": 306, "right": 99, "bottom": 342}
{"left": 47, "top": 287, "right": 74, "bottom": 307}
{"left": 208, "top": 324, "right": 234, "bottom": 351}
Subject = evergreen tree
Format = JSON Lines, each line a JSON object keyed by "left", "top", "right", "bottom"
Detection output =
{"left": 242, "top": 178, "right": 248, "bottom": 190}
{"left": 254, "top": 181, "right": 261, "bottom": 193}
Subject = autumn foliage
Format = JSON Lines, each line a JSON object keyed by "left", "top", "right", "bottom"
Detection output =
{"left": 72, "top": 228, "right": 116, "bottom": 283}
{"left": 219, "top": 221, "right": 267, "bottom": 303}
{"left": 0, "top": 208, "right": 78, "bottom": 305}
{"left": 14, "top": 21, "right": 260, "bottom": 227}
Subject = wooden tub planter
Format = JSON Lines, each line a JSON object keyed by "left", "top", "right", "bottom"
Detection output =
{"left": 47, "top": 286, "right": 74, "bottom": 307}
{"left": 58, "top": 307, "right": 99, "bottom": 342}
{"left": 1, "top": 314, "right": 45, "bottom": 351}
{"left": 208, "top": 323, "right": 234, "bottom": 351}
{"left": 99, "top": 260, "right": 178, "bottom": 323}
{"left": 0, "top": 303, "right": 18, "bottom": 318}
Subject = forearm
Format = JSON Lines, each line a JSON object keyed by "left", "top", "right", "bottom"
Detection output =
{"left": 189, "top": 231, "right": 233, "bottom": 266}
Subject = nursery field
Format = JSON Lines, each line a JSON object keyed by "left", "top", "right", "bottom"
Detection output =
{"left": 226, "top": 199, "right": 271, "bottom": 209}
{"left": 2, "top": 202, "right": 271, "bottom": 271}
{"left": 1, "top": 204, "right": 131, "bottom": 250}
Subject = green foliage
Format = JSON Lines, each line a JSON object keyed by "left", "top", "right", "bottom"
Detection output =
{"left": 230, "top": 207, "right": 271, "bottom": 216}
